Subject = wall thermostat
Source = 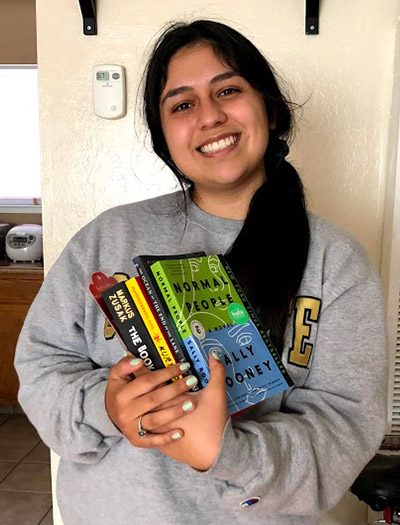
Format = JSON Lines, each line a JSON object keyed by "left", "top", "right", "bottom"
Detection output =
{"left": 93, "top": 65, "right": 126, "bottom": 119}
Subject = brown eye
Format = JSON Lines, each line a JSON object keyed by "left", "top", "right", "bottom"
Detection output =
{"left": 219, "top": 88, "right": 239, "bottom": 97}
{"left": 173, "top": 102, "right": 193, "bottom": 113}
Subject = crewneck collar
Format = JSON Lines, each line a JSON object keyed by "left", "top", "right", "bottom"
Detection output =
{"left": 176, "top": 190, "right": 245, "bottom": 235}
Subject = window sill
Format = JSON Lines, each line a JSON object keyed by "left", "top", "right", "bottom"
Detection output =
{"left": 0, "top": 205, "right": 42, "bottom": 214}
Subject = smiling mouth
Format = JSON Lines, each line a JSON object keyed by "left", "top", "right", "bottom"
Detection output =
{"left": 197, "top": 134, "right": 240, "bottom": 154}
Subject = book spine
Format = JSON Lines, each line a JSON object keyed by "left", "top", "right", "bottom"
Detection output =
{"left": 182, "top": 335, "right": 210, "bottom": 388}
{"left": 150, "top": 261, "right": 192, "bottom": 338}
{"left": 133, "top": 256, "right": 201, "bottom": 391}
{"left": 150, "top": 262, "right": 209, "bottom": 389}
{"left": 89, "top": 273, "right": 128, "bottom": 345}
{"left": 134, "top": 258, "right": 182, "bottom": 357}
{"left": 101, "top": 281, "right": 165, "bottom": 371}
{"left": 125, "top": 277, "right": 178, "bottom": 369}
{"left": 218, "top": 255, "right": 294, "bottom": 387}
{"left": 90, "top": 292, "right": 127, "bottom": 348}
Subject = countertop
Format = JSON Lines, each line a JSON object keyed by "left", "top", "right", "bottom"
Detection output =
{"left": 0, "top": 257, "right": 44, "bottom": 275}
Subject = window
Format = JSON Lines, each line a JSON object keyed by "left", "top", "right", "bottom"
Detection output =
{"left": 381, "top": 113, "right": 400, "bottom": 441}
{"left": 0, "top": 65, "right": 41, "bottom": 212}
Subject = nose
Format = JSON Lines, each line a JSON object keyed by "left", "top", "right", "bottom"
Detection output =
{"left": 198, "top": 97, "right": 227, "bottom": 129}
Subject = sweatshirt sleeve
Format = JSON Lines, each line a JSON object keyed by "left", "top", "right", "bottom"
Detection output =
{"left": 14, "top": 239, "right": 122, "bottom": 464}
{"left": 201, "top": 242, "right": 388, "bottom": 515}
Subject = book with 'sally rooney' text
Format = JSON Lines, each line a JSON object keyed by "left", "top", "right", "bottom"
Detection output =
{"left": 149, "top": 254, "right": 293, "bottom": 416}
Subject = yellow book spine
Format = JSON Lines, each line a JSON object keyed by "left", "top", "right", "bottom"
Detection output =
{"left": 125, "top": 277, "right": 178, "bottom": 370}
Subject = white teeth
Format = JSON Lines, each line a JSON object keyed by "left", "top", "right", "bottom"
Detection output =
{"left": 199, "top": 134, "right": 238, "bottom": 154}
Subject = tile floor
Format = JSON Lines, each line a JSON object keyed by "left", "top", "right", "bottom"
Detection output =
{"left": 0, "top": 410, "right": 52, "bottom": 525}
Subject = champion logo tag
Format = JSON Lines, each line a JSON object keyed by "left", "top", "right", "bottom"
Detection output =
{"left": 239, "top": 496, "right": 261, "bottom": 507}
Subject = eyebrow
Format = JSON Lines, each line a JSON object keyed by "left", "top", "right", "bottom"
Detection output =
{"left": 160, "top": 71, "right": 240, "bottom": 106}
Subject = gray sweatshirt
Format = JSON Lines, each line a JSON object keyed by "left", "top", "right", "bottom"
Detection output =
{"left": 14, "top": 190, "right": 388, "bottom": 525}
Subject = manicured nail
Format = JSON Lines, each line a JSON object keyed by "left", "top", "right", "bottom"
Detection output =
{"left": 179, "top": 362, "right": 190, "bottom": 372}
{"left": 130, "top": 358, "right": 142, "bottom": 366}
{"left": 182, "top": 401, "right": 194, "bottom": 411}
{"left": 124, "top": 350, "right": 129, "bottom": 357}
{"left": 211, "top": 350, "right": 222, "bottom": 361}
{"left": 172, "top": 432, "right": 182, "bottom": 440}
{"left": 186, "top": 376, "right": 198, "bottom": 387}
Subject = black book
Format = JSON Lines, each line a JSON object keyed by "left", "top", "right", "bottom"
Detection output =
{"left": 101, "top": 280, "right": 165, "bottom": 371}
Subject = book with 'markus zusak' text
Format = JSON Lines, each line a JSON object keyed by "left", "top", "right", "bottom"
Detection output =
{"left": 149, "top": 254, "right": 293, "bottom": 416}
{"left": 101, "top": 279, "right": 169, "bottom": 372}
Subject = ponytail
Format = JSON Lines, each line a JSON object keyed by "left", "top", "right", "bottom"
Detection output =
{"left": 226, "top": 137, "right": 310, "bottom": 354}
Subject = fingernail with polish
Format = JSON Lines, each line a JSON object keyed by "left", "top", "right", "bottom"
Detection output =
{"left": 182, "top": 401, "right": 194, "bottom": 412}
{"left": 186, "top": 376, "right": 198, "bottom": 387}
{"left": 211, "top": 350, "right": 222, "bottom": 361}
{"left": 172, "top": 432, "right": 182, "bottom": 440}
{"left": 130, "top": 358, "right": 142, "bottom": 366}
{"left": 179, "top": 362, "right": 190, "bottom": 372}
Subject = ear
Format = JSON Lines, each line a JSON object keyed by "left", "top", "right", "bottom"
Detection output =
{"left": 267, "top": 108, "right": 277, "bottom": 131}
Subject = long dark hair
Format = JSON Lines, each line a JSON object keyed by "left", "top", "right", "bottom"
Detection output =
{"left": 143, "top": 20, "right": 310, "bottom": 353}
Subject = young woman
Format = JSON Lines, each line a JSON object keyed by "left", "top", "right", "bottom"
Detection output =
{"left": 15, "top": 20, "right": 387, "bottom": 525}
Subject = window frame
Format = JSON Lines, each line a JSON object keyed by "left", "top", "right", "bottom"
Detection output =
{"left": 0, "top": 64, "right": 41, "bottom": 213}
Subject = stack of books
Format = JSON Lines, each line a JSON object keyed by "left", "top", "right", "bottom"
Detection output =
{"left": 89, "top": 253, "right": 293, "bottom": 416}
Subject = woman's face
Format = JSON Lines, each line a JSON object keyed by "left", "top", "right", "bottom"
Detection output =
{"left": 159, "top": 44, "right": 272, "bottom": 198}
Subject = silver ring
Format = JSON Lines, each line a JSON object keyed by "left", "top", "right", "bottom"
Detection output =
{"left": 138, "top": 415, "right": 149, "bottom": 437}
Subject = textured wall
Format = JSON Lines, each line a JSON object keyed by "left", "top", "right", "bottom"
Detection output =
{"left": 37, "top": 0, "right": 399, "bottom": 523}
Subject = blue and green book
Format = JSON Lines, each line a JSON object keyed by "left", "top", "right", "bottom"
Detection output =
{"left": 149, "top": 254, "right": 293, "bottom": 416}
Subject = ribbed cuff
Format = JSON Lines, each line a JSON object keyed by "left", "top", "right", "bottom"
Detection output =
{"left": 200, "top": 418, "right": 258, "bottom": 486}
{"left": 83, "top": 379, "right": 122, "bottom": 438}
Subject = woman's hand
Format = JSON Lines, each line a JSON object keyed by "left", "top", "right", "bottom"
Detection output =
{"left": 105, "top": 356, "right": 198, "bottom": 448}
{"left": 156, "top": 352, "right": 229, "bottom": 471}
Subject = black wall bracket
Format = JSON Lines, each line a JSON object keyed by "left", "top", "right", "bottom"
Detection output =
{"left": 78, "top": 0, "right": 97, "bottom": 36}
{"left": 305, "top": 0, "right": 319, "bottom": 35}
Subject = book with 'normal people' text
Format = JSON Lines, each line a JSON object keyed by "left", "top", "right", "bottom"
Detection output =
{"left": 150, "top": 254, "right": 293, "bottom": 416}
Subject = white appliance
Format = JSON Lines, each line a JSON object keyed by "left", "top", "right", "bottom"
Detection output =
{"left": 6, "top": 224, "right": 43, "bottom": 262}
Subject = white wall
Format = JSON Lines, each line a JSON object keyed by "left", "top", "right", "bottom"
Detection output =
{"left": 36, "top": 0, "right": 400, "bottom": 523}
